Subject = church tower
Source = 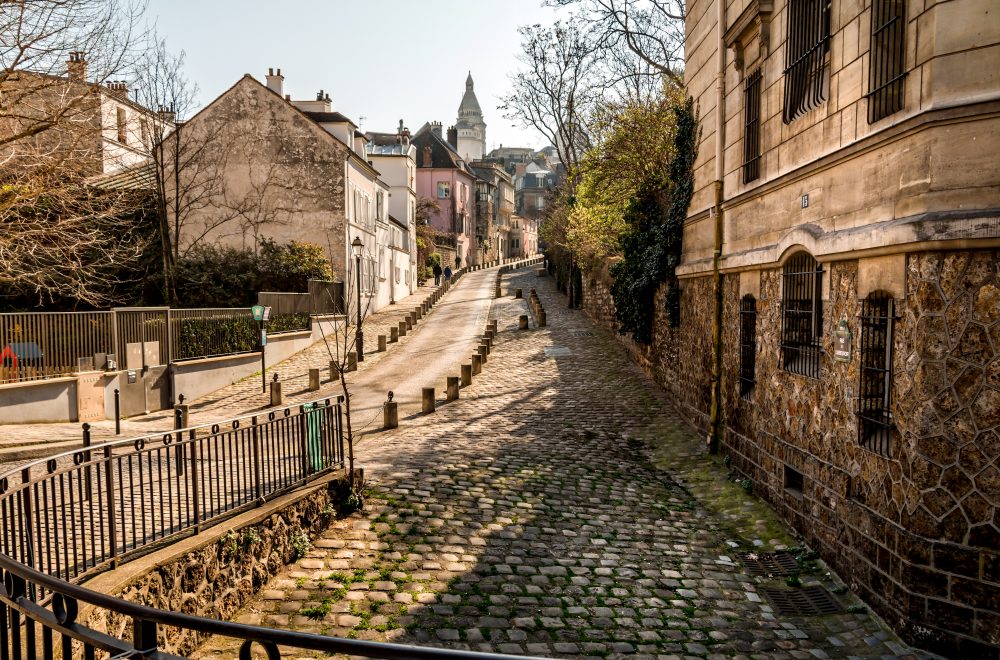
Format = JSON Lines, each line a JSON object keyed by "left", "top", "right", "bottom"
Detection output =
{"left": 455, "top": 72, "right": 486, "bottom": 161}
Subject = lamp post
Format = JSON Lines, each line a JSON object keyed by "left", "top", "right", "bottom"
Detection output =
{"left": 352, "top": 236, "right": 365, "bottom": 362}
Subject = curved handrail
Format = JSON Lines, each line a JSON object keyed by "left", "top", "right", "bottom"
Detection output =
{"left": 0, "top": 551, "right": 538, "bottom": 659}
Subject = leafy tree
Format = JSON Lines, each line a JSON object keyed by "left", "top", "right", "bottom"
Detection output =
{"left": 609, "top": 97, "right": 698, "bottom": 342}
{"left": 257, "top": 239, "right": 334, "bottom": 292}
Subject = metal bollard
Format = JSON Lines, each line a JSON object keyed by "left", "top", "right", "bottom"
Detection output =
{"left": 472, "top": 353, "right": 482, "bottom": 375}
{"left": 347, "top": 352, "right": 358, "bottom": 372}
{"left": 539, "top": 310, "right": 547, "bottom": 327}
{"left": 329, "top": 360, "right": 338, "bottom": 381}
{"left": 461, "top": 363, "right": 473, "bottom": 386}
{"left": 378, "top": 335, "right": 387, "bottom": 352}
{"left": 422, "top": 388, "right": 435, "bottom": 414}
{"left": 114, "top": 388, "right": 121, "bottom": 435}
{"left": 415, "top": 307, "right": 422, "bottom": 320}
{"left": 384, "top": 401, "right": 398, "bottom": 429}
{"left": 390, "top": 326, "right": 399, "bottom": 342}
{"left": 270, "top": 374, "right": 282, "bottom": 406}
{"left": 308, "top": 368, "right": 321, "bottom": 391}
{"left": 515, "top": 288, "right": 522, "bottom": 299}
{"left": 405, "top": 315, "right": 413, "bottom": 331}
{"left": 519, "top": 315, "right": 529, "bottom": 330}
{"left": 477, "top": 344, "right": 488, "bottom": 364}
{"left": 447, "top": 376, "right": 460, "bottom": 401}
{"left": 409, "top": 311, "right": 417, "bottom": 326}
{"left": 399, "top": 320, "right": 408, "bottom": 337}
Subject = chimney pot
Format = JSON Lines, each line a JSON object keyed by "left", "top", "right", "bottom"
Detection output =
{"left": 66, "top": 51, "right": 88, "bottom": 81}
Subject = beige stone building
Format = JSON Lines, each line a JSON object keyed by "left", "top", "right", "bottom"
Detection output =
{"left": 575, "top": 0, "right": 998, "bottom": 656}
{"left": 663, "top": 0, "right": 1000, "bottom": 655}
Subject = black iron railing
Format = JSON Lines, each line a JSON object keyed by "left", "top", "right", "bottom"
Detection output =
{"left": 0, "top": 400, "right": 538, "bottom": 659}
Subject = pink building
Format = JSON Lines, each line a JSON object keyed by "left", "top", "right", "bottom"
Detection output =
{"left": 412, "top": 122, "right": 477, "bottom": 267}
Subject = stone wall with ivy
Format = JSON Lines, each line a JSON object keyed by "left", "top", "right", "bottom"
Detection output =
{"left": 718, "top": 250, "right": 999, "bottom": 658}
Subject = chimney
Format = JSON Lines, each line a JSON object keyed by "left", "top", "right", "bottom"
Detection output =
{"left": 106, "top": 80, "right": 128, "bottom": 100}
{"left": 422, "top": 146, "right": 432, "bottom": 167}
{"left": 430, "top": 121, "right": 442, "bottom": 139}
{"left": 265, "top": 67, "right": 284, "bottom": 97}
{"left": 66, "top": 51, "right": 88, "bottom": 82}
{"left": 157, "top": 104, "right": 176, "bottom": 125}
{"left": 447, "top": 126, "right": 458, "bottom": 148}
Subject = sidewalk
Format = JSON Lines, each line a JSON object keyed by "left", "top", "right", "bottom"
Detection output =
{"left": 0, "top": 282, "right": 444, "bottom": 467}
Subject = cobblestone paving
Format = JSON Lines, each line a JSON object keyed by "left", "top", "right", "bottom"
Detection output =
{"left": 194, "top": 268, "right": 928, "bottom": 659}
{"left": 0, "top": 283, "right": 445, "bottom": 465}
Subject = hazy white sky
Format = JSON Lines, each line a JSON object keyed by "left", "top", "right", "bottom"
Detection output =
{"left": 145, "top": 0, "right": 562, "bottom": 150}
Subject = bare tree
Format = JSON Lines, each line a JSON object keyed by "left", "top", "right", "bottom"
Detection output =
{"left": 314, "top": 243, "right": 379, "bottom": 497}
{"left": 129, "top": 38, "right": 228, "bottom": 304}
{"left": 547, "top": 0, "right": 686, "bottom": 86}
{"left": 501, "top": 19, "right": 601, "bottom": 170}
{"left": 0, "top": 0, "right": 152, "bottom": 307}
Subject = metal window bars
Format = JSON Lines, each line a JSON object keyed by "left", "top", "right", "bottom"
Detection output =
{"left": 867, "top": 0, "right": 907, "bottom": 123}
{"left": 780, "top": 253, "right": 824, "bottom": 378}
{"left": 782, "top": 0, "right": 831, "bottom": 123}
{"left": 743, "top": 69, "right": 763, "bottom": 183}
{"left": 858, "top": 292, "right": 896, "bottom": 457}
{"left": 739, "top": 294, "right": 758, "bottom": 400}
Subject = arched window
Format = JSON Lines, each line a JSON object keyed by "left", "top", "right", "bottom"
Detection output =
{"left": 858, "top": 291, "right": 896, "bottom": 456}
{"left": 739, "top": 294, "right": 757, "bottom": 400}
{"left": 781, "top": 252, "right": 823, "bottom": 377}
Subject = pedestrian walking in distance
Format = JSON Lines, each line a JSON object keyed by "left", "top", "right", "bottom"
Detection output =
{"left": 433, "top": 263, "right": 443, "bottom": 285}
{"left": 444, "top": 265, "right": 453, "bottom": 282}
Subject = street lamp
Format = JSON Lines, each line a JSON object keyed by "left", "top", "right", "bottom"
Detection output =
{"left": 352, "top": 236, "right": 365, "bottom": 362}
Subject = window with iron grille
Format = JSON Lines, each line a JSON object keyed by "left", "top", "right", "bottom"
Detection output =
{"left": 858, "top": 292, "right": 895, "bottom": 456}
{"left": 743, "top": 69, "right": 762, "bottom": 183}
{"left": 780, "top": 252, "right": 823, "bottom": 377}
{"left": 739, "top": 294, "right": 757, "bottom": 400}
{"left": 867, "top": 0, "right": 907, "bottom": 123}
{"left": 782, "top": 0, "right": 831, "bottom": 123}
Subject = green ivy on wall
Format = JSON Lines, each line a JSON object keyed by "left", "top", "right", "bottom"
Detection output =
{"left": 610, "top": 97, "right": 698, "bottom": 344}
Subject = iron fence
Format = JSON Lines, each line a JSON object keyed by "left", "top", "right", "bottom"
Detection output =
{"left": 0, "top": 398, "right": 540, "bottom": 660}
{"left": 0, "top": 312, "right": 113, "bottom": 384}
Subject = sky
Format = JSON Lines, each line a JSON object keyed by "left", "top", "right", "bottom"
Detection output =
{"left": 144, "top": 0, "right": 561, "bottom": 150}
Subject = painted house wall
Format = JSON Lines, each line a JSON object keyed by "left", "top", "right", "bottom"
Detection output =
{"left": 416, "top": 166, "right": 476, "bottom": 266}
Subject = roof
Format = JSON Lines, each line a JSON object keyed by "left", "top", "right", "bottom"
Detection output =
{"left": 304, "top": 111, "right": 356, "bottom": 126}
{"left": 87, "top": 161, "right": 156, "bottom": 191}
{"left": 388, "top": 214, "right": 407, "bottom": 229}
{"left": 412, "top": 123, "right": 474, "bottom": 175}
{"left": 458, "top": 72, "right": 482, "bottom": 116}
{"left": 525, "top": 161, "right": 552, "bottom": 175}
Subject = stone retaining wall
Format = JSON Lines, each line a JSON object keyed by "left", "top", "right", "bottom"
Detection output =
{"left": 84, "top": 472, "right": 355, "bottom": 656}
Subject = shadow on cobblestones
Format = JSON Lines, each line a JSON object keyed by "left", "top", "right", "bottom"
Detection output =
{"left": 193, "top": 267, "right": 927, "bottom": 660}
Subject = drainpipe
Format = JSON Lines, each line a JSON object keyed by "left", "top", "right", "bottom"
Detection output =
{"left": 707, "top": 0, "right": 727, "bottom": 454}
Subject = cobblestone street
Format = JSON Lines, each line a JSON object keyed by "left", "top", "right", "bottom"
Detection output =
{"left": 194, "top": 267, "right": 928, "bottom": 659}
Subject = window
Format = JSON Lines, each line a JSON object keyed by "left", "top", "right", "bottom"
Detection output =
{"left": 858, "top": 292, "right": 896, "bottom": 456}
{"left": 783, "top": 0, "right": 831, "bottom": 123}
{"left": 780, "top": 252, "right": 823, "bottom": 377}
{"left": 437, "top": 182, "right": 450, "bottom": 198}
{"left": 739, "top": 294, "right": 757, "bottom": 400}
{"left": 116, "top": 107, "right": 127, "bottom": 143}
{"left": 140, "top": 119, "right": 149, "bottom": 149}
{"left": 867, "top": 0, "right": 907, "bottom": 123}
{"left": 743, "top": 69, "right": 762, "bottom": 183}
{"left": 376, "top": 191, "right": 384, "bottom": 221}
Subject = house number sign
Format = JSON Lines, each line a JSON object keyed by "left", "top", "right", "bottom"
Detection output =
{"left": 834, "top": 320, "right": 852, "bottom": 362}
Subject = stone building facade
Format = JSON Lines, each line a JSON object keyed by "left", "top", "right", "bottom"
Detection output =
{"left": 579, "top": 0, "right": 999, "bottom": 656}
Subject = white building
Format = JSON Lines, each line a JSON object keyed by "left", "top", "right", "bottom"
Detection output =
{"left": 455, "top": 72, "right": 486, "bottom": 162}
{"left": 366, "top": 122, "right": 419, "bottom": 305}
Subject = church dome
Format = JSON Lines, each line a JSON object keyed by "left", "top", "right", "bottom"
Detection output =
{"left": 458, "top": 71, "right": 483, "bottom": 117}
